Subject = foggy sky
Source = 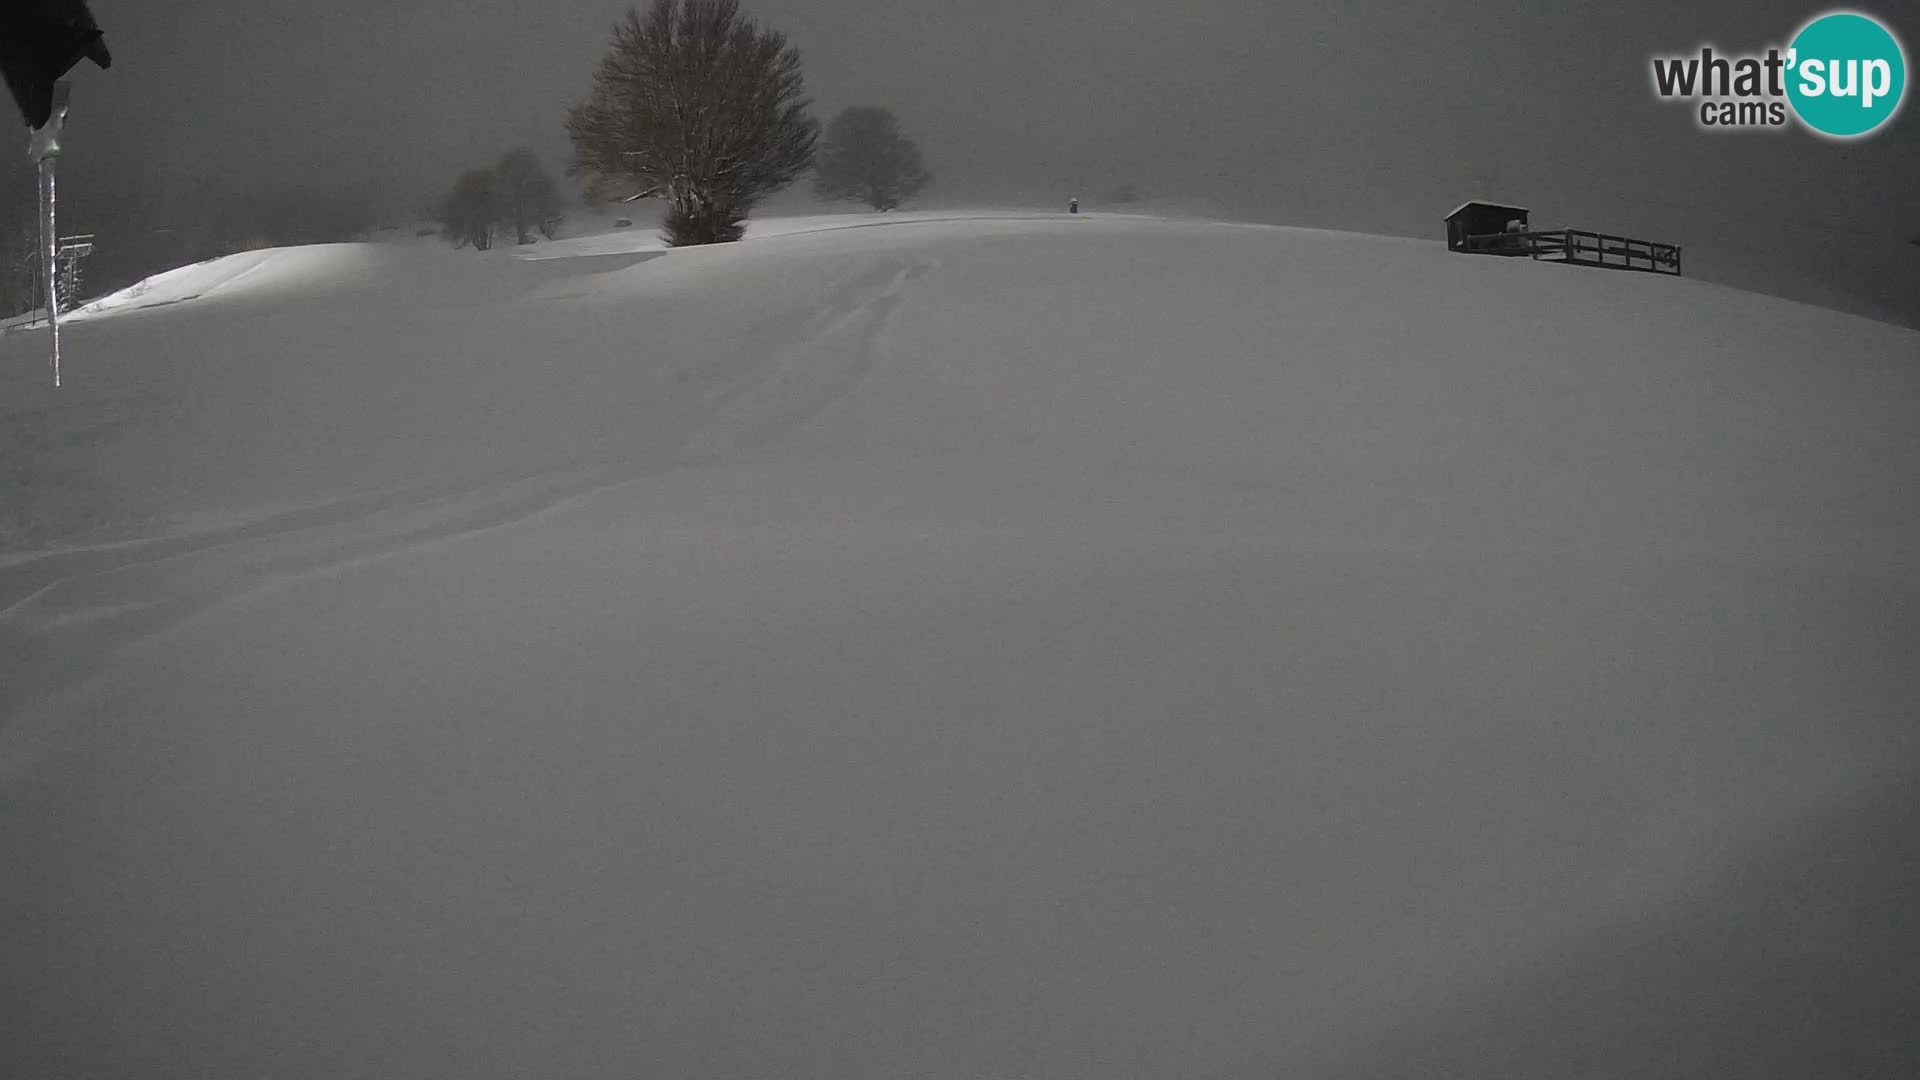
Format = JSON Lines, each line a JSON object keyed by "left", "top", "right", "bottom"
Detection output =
{"left": 11, "top": 0, "right": 1920, "bottom": 314}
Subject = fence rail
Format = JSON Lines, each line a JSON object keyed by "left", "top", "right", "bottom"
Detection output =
{"left": 1462, "top": 229, "right": 1682, "bottom": 276}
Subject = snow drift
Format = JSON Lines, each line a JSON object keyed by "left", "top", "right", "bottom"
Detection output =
{"left": 2, "top": 212, "right": 1917, "bottom": 1080}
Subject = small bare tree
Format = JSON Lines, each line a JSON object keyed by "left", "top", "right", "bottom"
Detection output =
{"left": 496, "top": 149, "right": 564, "bottom": 245}
{"left": 2, "top": 216, "right": 38, "bottom": 317}
{"left": 443, "top": 169, "right": 499, "bottom": 250}
{"left": 813, "top": 106, "right": 931, "bottom": 211}
{"left": 566, "top": 0, "right": 818, "bottom": 246}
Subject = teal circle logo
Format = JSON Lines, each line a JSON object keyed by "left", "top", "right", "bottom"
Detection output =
{"left": 1787, "top": 12, "right": 1907, "bottom": 138}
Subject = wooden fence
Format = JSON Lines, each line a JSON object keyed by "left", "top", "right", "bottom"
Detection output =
{"left": 1462, "top": 229, "right": 1682, "bottom": 276}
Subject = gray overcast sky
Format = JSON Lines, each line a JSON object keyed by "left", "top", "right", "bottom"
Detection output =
{"left": 21, "top": 1, "right": 1920, "bottom": 312}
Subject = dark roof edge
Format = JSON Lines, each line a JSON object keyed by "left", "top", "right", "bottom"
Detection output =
{"left": 1445, "top": 200, "right": 1530, "bottom": 219}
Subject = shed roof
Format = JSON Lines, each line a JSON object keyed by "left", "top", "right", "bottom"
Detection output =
{"left": 1444, "top": 200, "right": 1530, "bottom": 220}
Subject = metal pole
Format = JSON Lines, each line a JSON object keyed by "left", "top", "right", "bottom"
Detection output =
{"left": 41, "top": 156, "right": 60, "bottom": 388}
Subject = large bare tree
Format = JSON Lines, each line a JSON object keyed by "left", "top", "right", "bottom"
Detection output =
{"left": 566, "top": 0, "right": 818, "bottom": 246}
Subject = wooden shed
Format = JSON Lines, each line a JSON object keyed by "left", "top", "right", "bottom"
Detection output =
{"left": 1444, "top": 201, "right": 1530, "bottom": 252}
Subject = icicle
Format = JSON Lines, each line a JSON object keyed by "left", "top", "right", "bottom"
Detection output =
{"left": 28, "top": 81, "right": 72, "bottom": 390}
{"left": 42, "top": 158, "right": 61, "bottom": 389}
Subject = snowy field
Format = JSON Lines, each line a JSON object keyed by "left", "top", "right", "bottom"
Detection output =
{"left": 3, "top": 212, "right": 1918, "bottom": 1079}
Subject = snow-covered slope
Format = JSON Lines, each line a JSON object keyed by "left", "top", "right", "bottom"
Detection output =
{"left": 2, "top": 213, "right": 1917, "bottom": 1080}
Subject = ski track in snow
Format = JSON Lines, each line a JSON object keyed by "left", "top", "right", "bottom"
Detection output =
{"left": 0, "top": 251, "right": 941, "bottom": 769}
{"left": 686, "top": 256, "right": 938, "bottom": 456}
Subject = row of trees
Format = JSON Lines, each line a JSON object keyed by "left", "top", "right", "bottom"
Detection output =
{"left": 443, "top": 149, "right": 566, "bottom": 250}
{"left": 442, "top": 0, "right": 934, "bottom": 251}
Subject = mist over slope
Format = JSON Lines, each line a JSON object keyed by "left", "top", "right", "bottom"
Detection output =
{"left": 3, "top": 213, "right": 1917, "bottom": 1080}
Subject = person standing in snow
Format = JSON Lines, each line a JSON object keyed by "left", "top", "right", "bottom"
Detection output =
{"left": 1069, "top": 197, "right": 1079, "bottom": 214}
